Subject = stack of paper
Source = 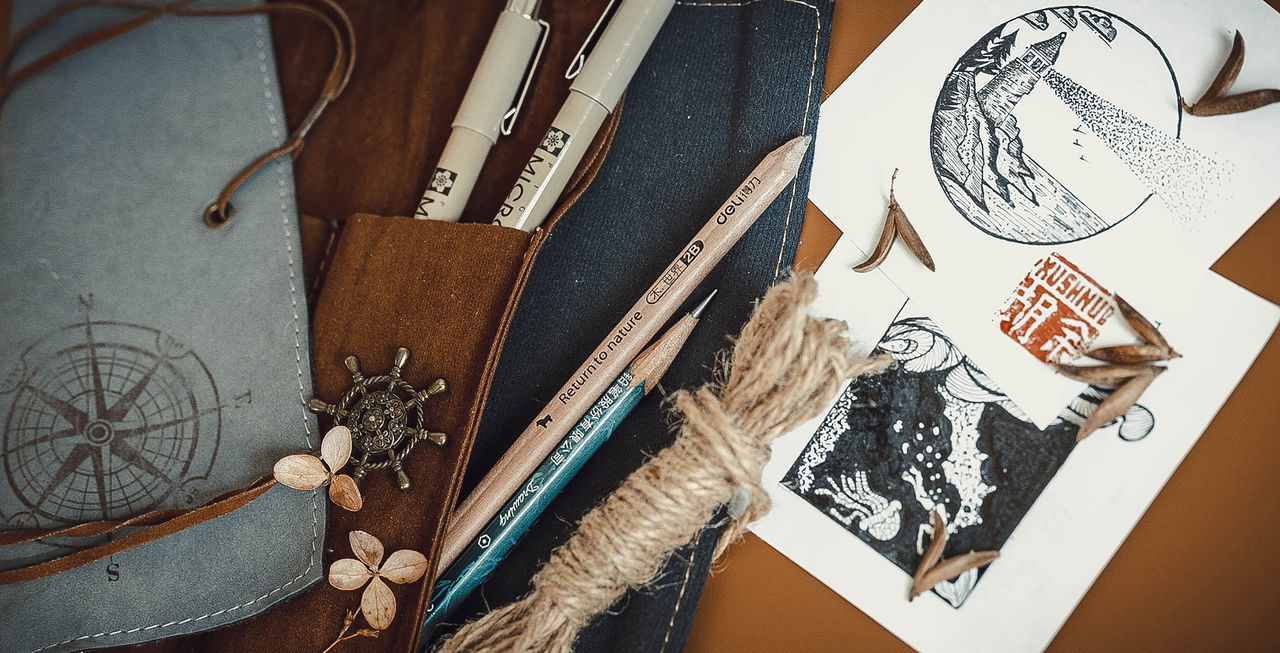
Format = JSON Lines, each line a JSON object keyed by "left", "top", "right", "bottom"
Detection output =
{"left": 751, "top": 2, "right": 1280, "bottom": 651}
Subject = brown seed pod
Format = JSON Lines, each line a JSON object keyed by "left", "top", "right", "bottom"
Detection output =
{"left": 1076, "top": 366, "right": 1163, "bottom": 441}
{"left": 910, "top": 551, "right": 1000, "bottom": 601}
{"left": 1054, "top": 362, "right": 1159, "bottom": 387}
{"left": 1086, "top": 343, "right": 1177, "bottom": 363}
{"left": 1113, "top": 295, "right": 1177, "bottom": 354}
{"left": 853, "top": 169, "right": 935, "bottom": 272}
{"left": 1181, "top": 32, "right": 1280, "bottom": 117}
{"left": 911, "top": 509, "right": 948, "bottom": 597}
{"left": 853, "top": 200, "right": 898, "bottom": 273}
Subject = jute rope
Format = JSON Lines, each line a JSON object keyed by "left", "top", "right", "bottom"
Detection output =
{"left": 435, "top": 274, "right": 892, "bottom": 652}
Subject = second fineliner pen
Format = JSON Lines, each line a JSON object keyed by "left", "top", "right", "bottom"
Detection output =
{"left": 416, "top": 0, "right": 547, "bottom": 221}
{"left": 493, "top": 0, "right": 675, "bottom": 231}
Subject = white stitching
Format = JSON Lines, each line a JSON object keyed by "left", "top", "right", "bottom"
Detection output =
{"left": 656, "top": 1, "right": 822, "bottom": 647}
{"left": 658, "top": 528, "right": 705, "bottom": 653}
{"left": 32, "top": 16, "right": 322, "bottom": 652}
{"left": 675, "top": 0, "right": 821, "bottom": 281}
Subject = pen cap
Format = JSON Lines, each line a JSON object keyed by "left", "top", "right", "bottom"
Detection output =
{"left": 570, "top": 0, "right": 675, "bottom": 111}
{"left": 454, "top": 11, "right": 544, "bottom": 143}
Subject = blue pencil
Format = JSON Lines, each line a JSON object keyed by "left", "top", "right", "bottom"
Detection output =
{"left": 421, "top": 291, "right": 715, "bottom": 636}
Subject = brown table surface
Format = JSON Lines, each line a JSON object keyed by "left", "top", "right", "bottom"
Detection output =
{"left": 686, "top": 2, "right": 1280, "bottom": 651}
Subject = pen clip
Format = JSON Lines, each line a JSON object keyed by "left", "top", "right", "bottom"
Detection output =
{"left": 501, "top": 18, "right": 551, "bottom": 136}
{"left": 565, "top": 0, "right": 619, "bottom": 80}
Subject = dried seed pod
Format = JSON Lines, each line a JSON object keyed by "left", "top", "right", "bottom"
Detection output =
{"left": 853, "top": 169, "right": 935, "bottom": 272}
{"left": 1185, "top": 89, "right": 1280, "bottom": 116}
{"left": 889, "top": 173, "right": 935, "bottom": 272}
{"left": 1181, "top": 31, "right": 1280, "bottom": 116}
{"left": 1201, "top": 31, "right": 1244, "bottom": 102}
{"left": 1054, "top": 362, "right": 1158, "bottom": 387}
{"left": 1113, "top": 295, "right": 1175, "bottom": 352}
{"left": 853, "top": 205, "right": 898, "bottom": 272}
{"left": 1076, "top": 366, "right": 1163, "bottom": 441}
{"left": 910, "top": 550, "right": 1000, "bottom": 601}
{"left": 911, "top": 509, "right": 948, "bottom": 595}
{"left": 1086, "top": 343, "right": 1177, "bottom": 363}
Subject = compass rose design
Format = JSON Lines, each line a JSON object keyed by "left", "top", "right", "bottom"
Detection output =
{"left": 1, "top": 319, "right": 220, "bottom": 527}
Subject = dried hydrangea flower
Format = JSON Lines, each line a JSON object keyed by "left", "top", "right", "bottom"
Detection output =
{"left": 273, "top": 425, "right": 363, "bottom": 511}
{"left": 328, "top": 530, "right": 429, "bottom": 630}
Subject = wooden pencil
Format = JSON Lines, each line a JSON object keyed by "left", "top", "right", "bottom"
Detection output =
{"left": 439, "top": 135, "right": 811, "bottom": 570}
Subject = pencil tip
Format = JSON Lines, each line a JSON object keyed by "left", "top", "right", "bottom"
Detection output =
{"left": 689, "top": 290, "right": 717, "bottom": 319}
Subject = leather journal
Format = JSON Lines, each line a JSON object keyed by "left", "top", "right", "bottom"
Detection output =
{"left": 0, "top": 2, "right": 323, "bottom": 650}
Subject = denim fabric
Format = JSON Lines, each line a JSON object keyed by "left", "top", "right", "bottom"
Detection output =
{"left": 0, "top": 2, "right": 321, "bottom": 650}
{"left": 440, "top": 1, "right": 834, "bottom": 650}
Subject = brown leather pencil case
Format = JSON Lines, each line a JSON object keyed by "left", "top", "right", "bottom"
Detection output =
{"left": 153, "top": 2, "right": 622, "bottom": 651}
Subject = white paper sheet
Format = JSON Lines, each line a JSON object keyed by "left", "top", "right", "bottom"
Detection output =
{"left": 808, "top": 0, "right": 1280, "bottom": 427}
{"left": 751, "top": 237, "right": 1278, "bottom": 653}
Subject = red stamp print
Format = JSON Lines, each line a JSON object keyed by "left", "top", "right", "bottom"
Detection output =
{"left": 997, "top": 252, "right": 1115, "bottom": 364}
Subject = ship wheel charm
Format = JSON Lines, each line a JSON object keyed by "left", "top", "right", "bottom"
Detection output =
{"left": 306, "top": 347, "right": 447, "bottom": 491}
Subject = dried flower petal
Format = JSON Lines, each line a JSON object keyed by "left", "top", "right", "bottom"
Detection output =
{"left": 911, "top": 550, "right": 1000, "bottom": 600}
{"left": 320, "top": 425, "right": 353, "bottom": 473}
{"left": 329, "top": 474, "right": 364, "bottom": 512}
{"left": 380, "top": 549, "right": 429, "bottom": 584}
{"left": 361, "top": 576, "right": 396, "bottom": 630}
{"left": 328, "top": 557, "right": 372, "bottom": 591}
{"left": 1076, "top": 366, "right": 1162, "bottom": 441}
{"left": 1113, "top": 295, "right": 1174, "bottom": 353}
{"left": 349, "top": 530, "right": 384, "bottom": 569}
{"left": 1054, "top": 362, "right": 1156, "bottom": 387}
{"left": 273, "top": 454, "right": 329, "bottom": 490}
{"left": 1086, "top": 343, "right": 1176, "bottom": 363}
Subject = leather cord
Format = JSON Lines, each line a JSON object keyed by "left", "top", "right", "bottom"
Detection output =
{"left": 0, "top": 0, "right": 354, "bottom": 582}
{"left": 0, "top": 0, "right": 356, "bottom": 229}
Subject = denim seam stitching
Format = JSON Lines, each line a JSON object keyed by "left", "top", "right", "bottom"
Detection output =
{"left": 32, "top": 15, "right": 323, "bottom": 651}
{"left": 659, "top": 527, "right": 705, "bottom": 653}
{"left": 674, "top": 0, "right": 822, "bottom": 281}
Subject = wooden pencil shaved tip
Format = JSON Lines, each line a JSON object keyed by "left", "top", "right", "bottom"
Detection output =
{"left": 1075, "top": 366, "right": 1161, "bottom": 442}
{"left": 1183, "top": 31, "right": 1280, "bottom": 116}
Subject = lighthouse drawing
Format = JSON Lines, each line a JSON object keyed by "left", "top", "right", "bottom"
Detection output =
{"left": 929, "top": 7, "right": 1227, "bottom": 245}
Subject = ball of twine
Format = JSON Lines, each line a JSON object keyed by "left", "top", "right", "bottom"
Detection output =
{"left": 434, "top": 274, "right": 891, "bottom": 653}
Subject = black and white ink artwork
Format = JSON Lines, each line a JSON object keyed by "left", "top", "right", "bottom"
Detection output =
{"left": 781, "top": 306, "right": 1154, "bottom": 607}
{"left": 930, "top": 6, "right": 1229, "bottom": 244}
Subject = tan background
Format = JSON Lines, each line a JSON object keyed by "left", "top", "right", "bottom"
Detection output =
{"left": 686, "top": 2, "right": 1280, "bottom": 651}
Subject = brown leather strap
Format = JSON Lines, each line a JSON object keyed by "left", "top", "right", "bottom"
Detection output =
{"left": 0, "top": 0, "right": 356, "bottom": 230}
{"left": 0, "top": 478, "right": 277, "bottom": 586}
{"left": 0, "top": 475, "right": 275, "bottom": 547}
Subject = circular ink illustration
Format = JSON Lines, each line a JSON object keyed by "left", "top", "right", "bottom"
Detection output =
{"left": 930, "top": 7, "right": 1225, "bottom": 244}
{"left": 2, "top": 321, "right": 219, "bottom": 526}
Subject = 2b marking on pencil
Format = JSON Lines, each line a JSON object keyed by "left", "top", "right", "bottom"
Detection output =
{"left": 647, "top": 240, "right": 702, "bottom": 304}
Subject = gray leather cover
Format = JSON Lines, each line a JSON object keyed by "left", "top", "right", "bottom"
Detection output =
{"left": 0, "top": 2, "right": 325, "bottom": 650}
